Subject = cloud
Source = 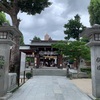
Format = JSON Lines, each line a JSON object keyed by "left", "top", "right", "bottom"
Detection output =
{"left": 6, "top": 0, "right": 90, "bottom": 44}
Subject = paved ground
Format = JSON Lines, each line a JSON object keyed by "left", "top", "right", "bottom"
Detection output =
{"left": 70, "top": 79, "right": 92, "bottom": 95}
{"left": 8, "top": 76, "right": 91, "bottom": 100}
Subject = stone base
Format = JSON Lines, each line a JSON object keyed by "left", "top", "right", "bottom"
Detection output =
{"left": 0, "top": 93, "right": 12, "bottom": 100}
{"left": 69, "top": 70, "right": 89, "bottom": 78}
{"left": 7, "top": 85, "right": 18, "bottom": 93}
{"left": 8, "top": 73, "right": 17, "bottom": 92}
{"left": 88, "top": 94, "right": 96, "bottom": 100}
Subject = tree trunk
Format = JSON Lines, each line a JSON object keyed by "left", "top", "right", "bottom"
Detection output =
{"left": 9, "top": 14, "right": 21, "bottom": 86}
{"left": 9, "top": 36, "right": 20, "bottom": 72}
{"left": 9, "top": 14, "right": 20, "bottom": 73}
{"left": 11, "top": 14, "right": 20, "bottom": 28}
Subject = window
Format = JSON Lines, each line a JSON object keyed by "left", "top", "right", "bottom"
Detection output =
{"left": 94, "top": 34, "right": 100, "bottom": 41}
{"left": 0, "top": 32, "right": 7, "bottom": 39}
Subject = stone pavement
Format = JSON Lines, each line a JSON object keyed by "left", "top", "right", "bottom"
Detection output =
{"left": 8, "top": 76, "right": 91, "bottom": 100}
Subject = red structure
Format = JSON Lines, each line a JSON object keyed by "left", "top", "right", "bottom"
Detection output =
{"left": 20, "top": 40, "right": 63, "bottom": 68}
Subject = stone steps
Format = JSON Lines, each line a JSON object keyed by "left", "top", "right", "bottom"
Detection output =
{"left": 32, "top": 67, "right": 67, "bottom": 76}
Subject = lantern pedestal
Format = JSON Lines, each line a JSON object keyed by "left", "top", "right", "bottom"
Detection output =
{"left": 0, "top": 26, "right": 21, "bottom": 99}
{"left": 81, "top": 24, "right": 100, "bottom": 98}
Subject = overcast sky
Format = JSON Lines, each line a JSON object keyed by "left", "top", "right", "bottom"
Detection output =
{"left": 6, "top": 0, "right": 90, "bottom": 44}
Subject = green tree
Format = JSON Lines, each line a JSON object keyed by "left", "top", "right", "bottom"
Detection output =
{"left": 0, "top": 12, "right": 9, "bottom": 25}
{"left": 80, "top": 37, "right": 89, "bottom": 43}
{"left": 67, "top": 41, "right": 90, "bottom": 66}
{"left": 0, "top": 0, "right": 51, "bottom": 73}
{"left": 52, "top": 41, "right": 67, "bottom": 55}
{"left": 33, "top": 36, "right": 41, "bottom": 41}
{"left": 52, "top": 41, "right": 90, "bottom": 69}
{"left": 88, "top": 0, "right": 100, "bottom": 25}
{"left": 64, "top": 14, "right": 86, "bottom": 41}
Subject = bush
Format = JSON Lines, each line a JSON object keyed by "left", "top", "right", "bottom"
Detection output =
{"left": 26, "top": 72, "right": 32, "bottom": 79}
{"left": 80, "top": 68, "right": 91, "bottom": 72}
{"left": 80, "top": 68, "right": 91, "bottom": 78}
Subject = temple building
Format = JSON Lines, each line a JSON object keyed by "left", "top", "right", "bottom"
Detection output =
{"left": 20, "top": 34, "right": 63, "bottom": 68}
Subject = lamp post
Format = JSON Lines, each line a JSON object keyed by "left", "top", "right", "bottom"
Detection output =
{"left": 81, "top": 24, "right": 100, "bottom": 98}
{"left": 0, "top": 25, "right": 21, "bottom": 99}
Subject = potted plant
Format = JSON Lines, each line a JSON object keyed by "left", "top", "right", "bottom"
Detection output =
{"left": 26, "top": 72, "right": 32, "bottom": 79}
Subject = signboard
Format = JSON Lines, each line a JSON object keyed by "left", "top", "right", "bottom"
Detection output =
{"left": 20, "top": 52, "right": 26, "bottom": 73}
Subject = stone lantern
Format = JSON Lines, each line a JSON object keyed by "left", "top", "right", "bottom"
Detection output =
{"left": 0, "top": 25, "right": 21, "bottom": 99}
{"left": 80, "top": 24, "right": 100, "bottom": 98}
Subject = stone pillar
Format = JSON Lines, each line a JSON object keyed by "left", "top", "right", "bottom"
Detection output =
{"left": 80, "top": 24, "right": 100, "bottom": 98}
{"left": 0, "top": 26, "right": 21, "bottom": 98}
{"left": 91, "top": 46, "right": 100, "bottom": 97}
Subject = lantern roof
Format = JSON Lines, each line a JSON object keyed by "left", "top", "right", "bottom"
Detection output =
{"left": 0, "top": 26, "right": 22, "bottom": 37}
{"left": 80, "top": 24, "right": 100, "bottom": 38}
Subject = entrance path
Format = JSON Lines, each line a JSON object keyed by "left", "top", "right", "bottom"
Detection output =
{"left": 8, "top": 76, "right": 91, "bottom": 100}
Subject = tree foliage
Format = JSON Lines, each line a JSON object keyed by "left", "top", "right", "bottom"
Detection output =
{"left": 64, "top": 14, "right": 86, "bottom": 41}
{"left": 33, "top": 36, "right": 41, "bottom": 41}
{"left": 52, "top": 41, "right": 90, "bottom": 68}
{"left": 52, "top": 41, "right": 67, "bottom": 55}
{"left": 18, "top": 0, "right": 51, "bottom": 15}
{"left": 20, "top": 35, "right": 24, "bottom": 45}
{"left": 88, "top": 0, "right": 100, "bottom": 25}
{"left": 66, "top": 41, "right": 90, "bottom": 61}
{"left": 0, "top": 12, "right": 9, "bottom": 25}
{"left": 80, "top": 37, "right": 89, "bottom": 43}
